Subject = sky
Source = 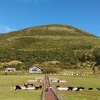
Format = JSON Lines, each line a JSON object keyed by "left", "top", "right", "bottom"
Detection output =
{"left": 0, "top": 0, "right": 100, "bottom": 37}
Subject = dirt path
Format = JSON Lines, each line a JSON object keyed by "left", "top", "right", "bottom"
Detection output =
{"left": 44, "top": 75, "right": 59, "bottom": 100}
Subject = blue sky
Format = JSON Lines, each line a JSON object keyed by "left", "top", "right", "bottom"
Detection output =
{"left": 0, "top": 0, "right": 100, "bottom": 37}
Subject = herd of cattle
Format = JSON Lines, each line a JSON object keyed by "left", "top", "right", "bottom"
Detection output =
{"left": 14, "top": 77, "right": 44, "bottom": 90}
{"left": 14, "top": 83, "right": 42, "bottom": 90}
{"left": 56, "top": 85, "right": 100, "bottom": 91}
{"left": 50, "top": 78, "right": 100, "bottom": 91}
{"left": 14, "top": 76, "right": 100, "bottom": 92}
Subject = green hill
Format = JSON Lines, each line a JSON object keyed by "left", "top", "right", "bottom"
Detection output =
{"left": 0, "top": 24, "right": 100, "bottom": 73}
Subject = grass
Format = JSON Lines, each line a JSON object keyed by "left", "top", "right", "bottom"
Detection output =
{"left": 0, "top": 72, "right": 100, "bottom": 100}
{"left": 50, "top": 74, "right": 100, "bottom": 100}
{"left": 0, "top": 74, "right": 43, "bottom": 100}
{"left": 0, "top": 24, "right": 100, "bottom": 70}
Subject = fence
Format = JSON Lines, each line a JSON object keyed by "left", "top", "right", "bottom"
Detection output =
{"left": 40, "top": 81, "right": 45, "bottom": 100}
{"left": 49, "top": 76, "right": 66, "bottom": 100}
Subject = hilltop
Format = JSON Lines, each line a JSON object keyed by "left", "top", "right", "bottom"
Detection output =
{"left": 0, "top": 24, "right": 100, "bottom": 73}
{"left": 1, "top": 24, "right": 97, "bottom": 37}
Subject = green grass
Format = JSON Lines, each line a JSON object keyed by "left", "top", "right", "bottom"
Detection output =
{"left": 50, "top": 75, "right": 100, "bottom": 100}
{"left": 0, "top": 24, "right": 100, "bottom": 68}
{"left": 0, "top": 74, "right": 43, "bottom": 100}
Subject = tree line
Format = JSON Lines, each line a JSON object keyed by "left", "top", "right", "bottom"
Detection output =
{"left": 0, "top": 46, "right": 100, "bottom": 74}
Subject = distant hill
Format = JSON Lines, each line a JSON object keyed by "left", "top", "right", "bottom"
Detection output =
{"left": 0, "top": 24, "right": 100, "bottom": 73}
{"left": 1, "top": 24, "right": 97, "bottom": 37}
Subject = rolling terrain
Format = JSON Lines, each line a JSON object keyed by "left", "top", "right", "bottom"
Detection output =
{"left": 0, "top": 24, "right": 100, "bottom": 73}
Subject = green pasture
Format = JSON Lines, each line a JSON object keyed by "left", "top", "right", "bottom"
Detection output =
{"left": 50, "top": 75, "right": 100, "bottom": 100}
{"left": 0, "top": 74, "right": 43, "bottom": 100}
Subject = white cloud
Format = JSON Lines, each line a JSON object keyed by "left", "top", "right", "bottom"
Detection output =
{"left": 0, "top": 24, "right": 13, "bottom": 33}
{"left": 5, "top": 26, "right": 13, "bottom": 33}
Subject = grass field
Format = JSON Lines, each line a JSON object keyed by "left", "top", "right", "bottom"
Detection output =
{"left": 50, "top": 74, "right": 100, "bottom": 100}
{"left": 0, "top": 74, "right": 43, "bottom": 100}
{"left": 0, "top": 73, "right": 100, "bottom": 100}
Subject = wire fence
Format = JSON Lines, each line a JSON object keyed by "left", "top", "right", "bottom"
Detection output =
{"left": 40, "top": 81, "right": 45, "bottom": 100}
{"left": 52, "top": 87, "right": 66, "bottom": 100}
{"left": 49, "top": 76, "right": 66, "bottom": 100}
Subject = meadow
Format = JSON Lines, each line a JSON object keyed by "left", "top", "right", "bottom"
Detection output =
{"left": 50, "top": 74, "right": 100, "bottom": 100}
{"left": 0, "top": 74, "right": 43, "bottom": 100}
{"left": 0, "top": 72, "right": 100, "bottom": 100}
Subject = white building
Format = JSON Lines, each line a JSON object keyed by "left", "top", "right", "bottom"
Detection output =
{"left": 29, "top": 66, "right": 43, "bottom": 74}
{"left": 5, "top": 68, "right": 16, "bottom": 72}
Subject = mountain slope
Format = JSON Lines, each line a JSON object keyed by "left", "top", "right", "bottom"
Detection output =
{"left": 0, "top": 24, "right": 100, "bottom": 72}
{"left": 1, "top": 24, "right": 97, "bottom": 37}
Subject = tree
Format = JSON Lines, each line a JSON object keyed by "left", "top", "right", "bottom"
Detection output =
{"left": 93, "top": 47, "right": 100, "bottom": 66}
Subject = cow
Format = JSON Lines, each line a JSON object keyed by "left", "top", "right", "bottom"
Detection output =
{"left": 24, "top": 83, "right": 28, "bottom": 88}
{"left": 97, "top": 88, "right": 100, "bottom": 90}
{"left": 88, "top": 88, "right": 93, "bottom": 90}
{"left": 57, "top": 80, "right": 60, "bottom": 82}
{"left": 56, "top": 85, "right": 60, "bottom": 88}
{"left": 14, "top": 85, "right": 22, "bottom": 90}
{"left": 39, "top": 85, "right": 42, "bottom": 89}
{"left": 27, "top": 83, "right": 34, "bottom": 87}
{"left": 76, "top": 87, "right": 84, "bottom": 91}
{"left": 68, "top": 87, "right": 74, "bottom": 91}
{"left": 34, "top": 86, "right": 39, "bottom": 90}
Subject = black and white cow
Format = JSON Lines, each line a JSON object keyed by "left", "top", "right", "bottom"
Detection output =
{"left": 14, "top": 85, "right": 22, "bottom": 90}
{"left": 88, "top": 88, "right": 93, "bottom": 90}
{"left": 76, "top": 87, "right": 84, "bottom": 91}
{"left": 68, "top": 87, "right": 74, "bottom": 91}
{"left": 97, "top": 88, "right": 100, "bottom": 90}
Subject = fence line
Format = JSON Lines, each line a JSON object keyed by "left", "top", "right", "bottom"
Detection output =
{"left": 52, "top": 87, "right": 66, "bottom": 100}
{"left": 40, "top": 76, "right": 45, "bottom": 100}
{"left": 49, "top": 75, "right": 66, "bottom": 100}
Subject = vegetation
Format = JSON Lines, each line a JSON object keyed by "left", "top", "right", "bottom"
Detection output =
{"left": 0, "top": 24, "right": 100, "bottom": 73}
{"left": 0, "top": 74, "right": 43, "bottom": 100}
{"left": 50, "top": 74, "right": 100, "bottom": 100}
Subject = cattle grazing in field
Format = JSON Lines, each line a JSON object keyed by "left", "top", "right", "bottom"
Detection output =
{"left": 24, "top": 84, "right": 28, "bottom": 88}
{"left": 57, "top": 80, "right": 59, "bottom": 82}
{"left": 76, "top": 87, "right": 84, "bottom": 91}
{"left": 56, "top": 85, "right": 60, "bottom": 88}
{"left": 35, "top": 86, "right": 39, "bottom": 90}
{"left": 68, "top": 87, "right": 74, "bottom": 91}
{"left": 15, "top": 85, "right": 22, "bottom": 90}
{"left": 39, "top": 85, "right": 42, "bottom": 89}
{"left": 27, "top": 83, "right": 34, "bottom": 87}
{"left": 24, "top": 83, "right": 34, "bottom": 88}
{"left": 97, "top": 88, "right": 100, "bottom": 90}
{"left": 35, "top": 85, "right": 42, "bottom": 90}
{"left": 88, "top": 88, "right": 93, "bottom": 90}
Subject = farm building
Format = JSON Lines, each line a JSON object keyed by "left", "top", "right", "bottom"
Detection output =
{"left": 5, "top": 68, "right": 16, "bottom": 72}
{"left": 29, "top": 66, "right": 43, "bottom": 74}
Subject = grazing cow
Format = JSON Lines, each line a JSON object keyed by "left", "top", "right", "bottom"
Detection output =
{"left": 27, "top": 83, "right": 34, "bottom": 87}
{"left": 72, "top": 88, "right": 78, "bottom": 91}
{"left": 76, "top": 87, "right": 84, "bottom": 91}
{"left": 97, "top": 88, "right": 100, "bottom": 90}
{"left": 15, "top": 85, "right": 22, "bottom": 90}
{"left": 68, "top": 87, "right": 74, "bottom": 91}
{"left": 57, "top": 80, "right": 59, "bottom": 82}
{"left": 24, "top": 83, "right": 34, "bottom": 88}
{"left": 24, "top": 84, "right": 28, "bottom": 88}
{"left": 34, "top": 85, "right": 42, "bottom": 90}
{"left": 88, "top": 88, "right": 93, "bottom": 90}
{"left": 56, "top": 85, "right": 60, "bottom": 88}
{"left": 35, "top": 86, "right": 39, "bottom": 90}
{"left": 39, "top": 85, "right": 42, "bottom": 89}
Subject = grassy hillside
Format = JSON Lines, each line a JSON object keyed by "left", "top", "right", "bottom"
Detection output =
{"left": 0, "top": 24, "right": 100, "bottom": 73}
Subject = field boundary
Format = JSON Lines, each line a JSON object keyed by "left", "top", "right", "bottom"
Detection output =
{"left": 49, "top": 77, "right": 66, "bottom": 100}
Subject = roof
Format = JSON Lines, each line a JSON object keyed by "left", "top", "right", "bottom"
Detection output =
{"left": 5, "top": 68, "right": 15, "bottom": 70}
{"left": 29, "top": 66, "right": 43, "bottom": 70}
